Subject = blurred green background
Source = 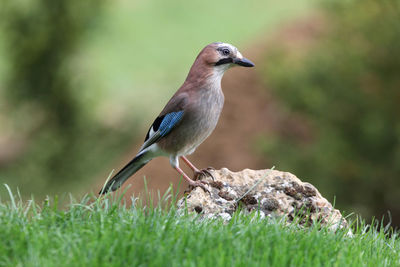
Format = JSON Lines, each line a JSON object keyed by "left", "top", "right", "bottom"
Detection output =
{"left": 260, "top": 0, "right": 400, "bottom": 226}
{"left": 0, "top": 0, "right": 312, "bottom": 196}
{"left": 1, "top": 0, "right": 399, "bottom": 226}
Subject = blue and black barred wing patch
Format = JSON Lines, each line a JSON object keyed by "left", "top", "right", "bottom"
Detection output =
{"left": 158, "top": 111, "right": 184, "bottom": 136}
{"left": 140, "top": 111, "right": 184, "bottom": 151}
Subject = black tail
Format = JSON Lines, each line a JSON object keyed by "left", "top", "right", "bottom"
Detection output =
{"left": 99, "top": 153, "right": 149, "bottom": 194}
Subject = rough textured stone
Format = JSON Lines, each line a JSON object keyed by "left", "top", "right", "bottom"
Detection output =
{"left": 177, "top": 168, "right": 348, "bottom": 231}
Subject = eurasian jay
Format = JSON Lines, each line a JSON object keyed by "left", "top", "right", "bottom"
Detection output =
{"left": 100, "top": 42, "right": 254, "bottom": 194}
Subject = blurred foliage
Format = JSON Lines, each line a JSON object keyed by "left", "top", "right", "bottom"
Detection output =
{"left": 2, "top": 0, "right": 95, "bottom": 126}
{"left": 261, "top": 0, "right": 400, "bottom": 224}
{"left": 0, "top": 0, "right": 136, "bottom": 197}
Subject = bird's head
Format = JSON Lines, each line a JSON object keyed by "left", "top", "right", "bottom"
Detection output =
{"left": 202, "top": 42, "right": 254, "bottom": 69}
{"left": 186, "top": 42, "right": 254, "bottom": 83}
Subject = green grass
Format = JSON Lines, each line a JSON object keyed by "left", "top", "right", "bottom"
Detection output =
{"left": 1, "top": 187, "right": 399, "bottom": 267}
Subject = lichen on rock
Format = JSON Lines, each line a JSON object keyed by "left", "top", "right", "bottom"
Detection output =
{"left": 177, "top": 168, "right": 348, "bottom": 231}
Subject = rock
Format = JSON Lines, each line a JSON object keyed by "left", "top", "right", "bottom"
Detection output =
{"left": 177, "top": 168, "right": 348, "bottom": 231}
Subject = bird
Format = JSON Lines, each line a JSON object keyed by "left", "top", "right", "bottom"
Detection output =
{"left": 99, "top": 42, "right": 254, "bottom": 194}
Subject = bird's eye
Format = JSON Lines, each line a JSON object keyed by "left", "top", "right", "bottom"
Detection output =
{"left": 222, "top": 49, "right": 230, "bottom": 56}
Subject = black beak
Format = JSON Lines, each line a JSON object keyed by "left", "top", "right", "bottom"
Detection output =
{"left": 233, "top": 57, "right": 255, "bottom": 67}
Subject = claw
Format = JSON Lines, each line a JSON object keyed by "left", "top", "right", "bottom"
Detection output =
{"left": 188, "top": 180, "right": 211, "bottom": 195}
{"left": 194, "top": 168, "right": 215, "bottom": 181}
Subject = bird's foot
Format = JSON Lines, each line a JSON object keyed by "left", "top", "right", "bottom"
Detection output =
{"left": 194, "top": 167, "right": 215, "bottom": 181}
{"left": 187, "top": 180, "right": 211, "bottom": 195}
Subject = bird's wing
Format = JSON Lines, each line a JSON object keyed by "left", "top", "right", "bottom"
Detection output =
{"left": 140, "top": 93, "right": 188, "bottom": 152}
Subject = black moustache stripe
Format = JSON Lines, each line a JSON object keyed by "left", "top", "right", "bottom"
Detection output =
{"left": 215, "top": 58, "right": 233, "bottom": 66}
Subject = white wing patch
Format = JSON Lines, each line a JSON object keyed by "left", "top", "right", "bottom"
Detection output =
{"left": 140, "top": 129, "right": 161, "bottom": 152}
{"left": 148, "top": 126, "right": 156, "bottom": 140}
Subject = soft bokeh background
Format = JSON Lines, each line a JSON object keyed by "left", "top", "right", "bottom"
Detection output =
{"left": 1, "top": 0, "right": 399, "bottom": 226}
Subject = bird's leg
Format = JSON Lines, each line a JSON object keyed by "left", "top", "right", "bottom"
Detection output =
{"left": 180, "top": 156, "right": 215, "bottom": 181}
{"left": 180, "top": 156, "right": 200, "bottom": 172}
{"left": 174, "top": 166, "right": 210, "bottom": 194}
